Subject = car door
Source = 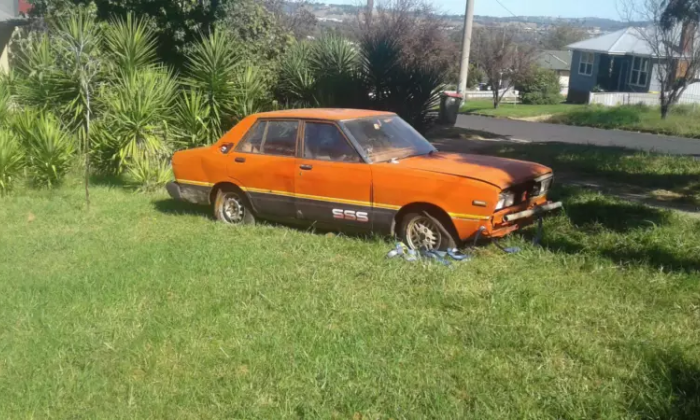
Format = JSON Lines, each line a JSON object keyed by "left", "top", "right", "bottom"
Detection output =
{"left": 228, "top": 119, "right": 299, "bottom": 220}
{"left": 295, "top": 121, "right": 373, "bottom": 229}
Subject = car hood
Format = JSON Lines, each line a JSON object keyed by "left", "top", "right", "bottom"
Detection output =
{"left": 395, "top": 152, "right": 552, "bottom": 189}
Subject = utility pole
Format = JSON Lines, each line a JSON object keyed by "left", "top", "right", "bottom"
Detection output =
{"left": 457, "top": 0, "right": 475, "bottom": 95}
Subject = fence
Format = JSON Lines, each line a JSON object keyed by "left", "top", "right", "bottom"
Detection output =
{"left": 445, "top": 88, "right": 519, "bottom": 100}
{"left": 589, "top": 83, "right": 700, "bottom": 107}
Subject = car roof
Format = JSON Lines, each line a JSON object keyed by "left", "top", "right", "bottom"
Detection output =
{"left": 253, "top": 108, "right": 396, "bottom": 121}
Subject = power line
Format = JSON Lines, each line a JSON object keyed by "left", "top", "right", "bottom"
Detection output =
{"left": 494, "top": 0, "right": 518, "bottom": 18}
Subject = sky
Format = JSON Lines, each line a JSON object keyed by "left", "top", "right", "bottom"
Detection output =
{"left": 323, "top": 0, "right": 624, "bottom": 20}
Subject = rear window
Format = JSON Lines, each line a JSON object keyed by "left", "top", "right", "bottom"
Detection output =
{"left": 236, "top": 120, "right": 299, "bottom": 157}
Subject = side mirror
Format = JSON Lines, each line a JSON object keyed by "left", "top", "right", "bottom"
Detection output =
{"left": 220, "top": 143, "right": 233, "bottom": 154}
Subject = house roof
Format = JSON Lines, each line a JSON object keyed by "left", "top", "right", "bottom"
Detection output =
{"left": 535, "top": 50, "right": 572, "bottom": 71}
{"left": 567, "top": 27, "right": 656, "bottom": 56}
{"left": 0, "top": 0, "right": 30, "bottom": 23}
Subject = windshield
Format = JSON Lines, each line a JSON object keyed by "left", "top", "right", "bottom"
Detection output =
{"left": 342, "top": 116, "right": 436, "bottom": 163}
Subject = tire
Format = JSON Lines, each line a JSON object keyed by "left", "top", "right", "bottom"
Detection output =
{"left": 213, "top": 187, "right": 255, "bottom": 225}
{"left": 398, "top": 211, "right": 458, "bottom": 251}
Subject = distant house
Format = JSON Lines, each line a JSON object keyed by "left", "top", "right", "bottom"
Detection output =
{"left": 534, "top": 50, "right": 571, "bottom": 96}
{"left": 566, "top": 26, "right": 700, "bottom": 103}
{"left": 0, "top": 0, "right": 30, "bottom": 73}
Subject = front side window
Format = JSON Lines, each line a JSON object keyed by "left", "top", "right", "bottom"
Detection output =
{"left": 342, "top": 116, "right": 435, "bottom": 163}
{"left": 236, "top": 120, "right": 299, "bottom": 157}
{"left": 303, "top": 122, "right": 361, "bottom": 163}
{"left": 630, "top": 56, "right": 650, "bottom": 86}
{"left": 579, "top": 52, "right": 594, "bottom": 76}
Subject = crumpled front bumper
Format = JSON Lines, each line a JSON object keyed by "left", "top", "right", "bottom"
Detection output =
{"left": 486, "top": 200, "right": 563, "bottom": 238}
{"left": 502, "top": 201, "right": 563, "bottom": 222}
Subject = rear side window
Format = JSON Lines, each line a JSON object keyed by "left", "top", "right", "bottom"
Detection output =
{"left": 263, "top": 121, "right": 298, "bottom": 157}
{"left": 236, "top": 121, "right": 265, "bottom": 153}
{"left": 236, "top": 120, "right": 299, "bottom": 157}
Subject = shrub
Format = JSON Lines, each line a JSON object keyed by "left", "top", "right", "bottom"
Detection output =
{"left": 0, "top": 130, "right": 25, "bottom": 195}
{"left": 515, "top": 67, "right": 562, "bottom": 105}
{"left": 96, "top": 67, "right": 177, "bottom": 172}
{"left": 18, "top": 112, "right": 76, "bottom": 187}
{"left": 0, "top": 85, "right": 11, "bottom": 126}
{"left": 185, "top": 31, "right": 242, "bottom": 141}
{"left": 172, "top": 89, "right": 211, "bottom": 149}
{"left": 277, "top": 32, "right": 446, "bottom": 133}
{"left": 103, "top": 13, "right": 157, "bottom": 78}
{"left": 123, "top": 155, "right": 172, "bottom": 192}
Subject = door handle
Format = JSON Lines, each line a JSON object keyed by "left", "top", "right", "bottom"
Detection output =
{"left": 300, "top": 164, "right": 313, "bottom": 170}
{"left": 235, "top": 157, "right": 246, "bottom": 163}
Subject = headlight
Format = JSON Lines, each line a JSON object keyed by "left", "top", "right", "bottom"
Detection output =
{"left": 532, "top": 176, "right": 553, "bottom": 197}
{"left": 495, "top": 191, "right": 515, "bottom": 211}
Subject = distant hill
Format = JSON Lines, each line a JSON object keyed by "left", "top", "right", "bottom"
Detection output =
{"left": 309, "top": 3, "right": 647, "bottom": 32}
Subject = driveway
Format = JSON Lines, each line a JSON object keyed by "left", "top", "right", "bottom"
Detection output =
{"left": 456, "top": 114, "right": 700, "bottom": 156}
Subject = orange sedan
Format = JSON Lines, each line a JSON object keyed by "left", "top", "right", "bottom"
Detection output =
{"left": 167, "top": 109, "right": 562, "bottom": 250}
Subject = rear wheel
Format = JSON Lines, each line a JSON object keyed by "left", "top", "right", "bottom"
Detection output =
{"left": 214, "top": 187, "right": 255, "bottom": 225}
{"left": 399, "top": 212, "right": 457, "bottom": 251}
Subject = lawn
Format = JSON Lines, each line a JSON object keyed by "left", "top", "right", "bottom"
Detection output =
{"left": 1, "top": 162, "right": 700, "bottom": 418}
{"left": 462, "top": 99, "right": 700, "bottom": 139}
{"left": 460, "top": 99, "right": 582, "bottom": 119}
{"left": 551, "top": 104, "right": 700, "bottom": 139}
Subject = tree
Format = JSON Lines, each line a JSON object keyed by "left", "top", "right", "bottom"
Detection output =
{"left": 622, "top": 0, "right": 700, "bottom": 119}
{"left": 27, "top": 0, "right": 304, "bottom": 68}
{"left": 514, "top": 67, "right": 562, "bottom": 104}
{"left": 471, "top": 28, "right": 535, "bottom": 108}
{"left": 53, "top": 8, "right": 101, "bottom": 209}
{"left": 541, "top": 22, "right": 588, "bottom": 50}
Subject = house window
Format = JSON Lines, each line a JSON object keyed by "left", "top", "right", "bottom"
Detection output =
{"left": 630, "top": 56, "right": 650, "bottom": 87}
{"left": 579, "top": 52, "right": 594, "bottom": 76}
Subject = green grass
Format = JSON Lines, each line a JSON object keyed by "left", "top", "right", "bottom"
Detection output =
{"left": 551, "top": 104, "right": 700, "bottom": 139}
{"left": 461, "top": 100, "right": 700, "bottom": 139}
{"left": 1, "top": 175, "right": 700, "bottom": 418}
{"left": 461, "top": 100, "right": 582, "bottom": 118}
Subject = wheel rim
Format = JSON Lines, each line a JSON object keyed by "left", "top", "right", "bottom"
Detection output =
{"left": 222, "top": 193, "right": 245, "bottom": 223}
{"left": 406, "top": 216, "right": 442, "bottom": 250}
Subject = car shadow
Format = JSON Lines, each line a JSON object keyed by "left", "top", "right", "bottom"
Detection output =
{"left": 565, "top": 199, "right": 671, "bottom": 233}
{"left": 90, "top": 173, "right": 128, "bottom": 188}
{"left": 153, "top": 199, "right": 212, "bottom": 218}
{"left": 152, "top": 198, "right": 389, "bottom": 244}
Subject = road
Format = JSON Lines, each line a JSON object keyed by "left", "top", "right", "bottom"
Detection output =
{"left": 455, "top": 114, "right": 700, "bottom": 156}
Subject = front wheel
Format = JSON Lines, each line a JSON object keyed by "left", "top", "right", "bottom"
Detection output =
{"left": 214, "top": 188, "right": 255, "bottom": 225}
{"left": 399, "top": 212, "right": 458, "bottom": 251}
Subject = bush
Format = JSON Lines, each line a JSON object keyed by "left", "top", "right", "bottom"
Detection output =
{"left": 515, "top": 67, "right": 562, "bottom": 105}
{"left": 96, "top": 67, "right": 177, "bottom": 172}
{"left": 277, "top": 32, "right": 446, "bottom": 133}
{"left": 123, "top": 155, "right": 173, "bottom": 192}
{"left": 0, "top": 130, "right": 25, "bottom": 195}
{"left": 17, "top": 112, "right": 76, "bottom": 187}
